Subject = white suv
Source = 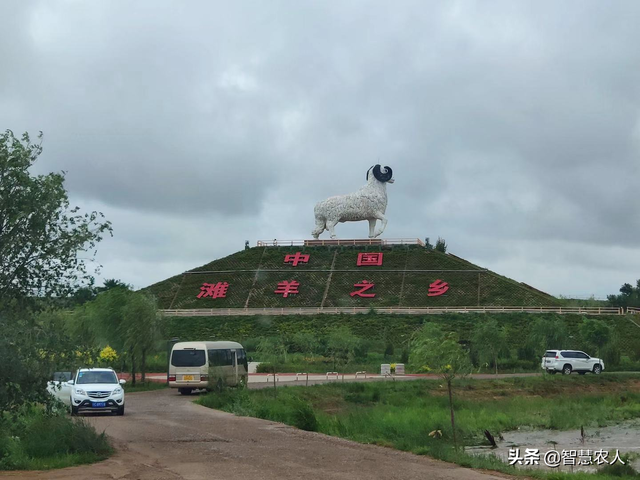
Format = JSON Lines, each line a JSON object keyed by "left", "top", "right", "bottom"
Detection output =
{"left": 542, "top": 350, "right": 604, "bottom": 375}
{"left": 65, "top": 368, "right": 126, "bottom": 415}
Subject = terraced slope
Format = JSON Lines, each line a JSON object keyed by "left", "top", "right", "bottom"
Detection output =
{"left": 145, "top": 245, "right": 558, "bottom": 309}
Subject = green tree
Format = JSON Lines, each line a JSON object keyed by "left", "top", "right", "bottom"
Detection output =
{"left": 607, "top": 280, "right": 640, "bottom": 308}
{"left": 96, "top": 278, "right": 131, "bottom": 293}
{"left": 471, "top": 319, "right": 507, "bottom": 374}
{"left": 527, "top": 317, "right": 568, "bottom": 356}
{"left": 257, "top": 337, "right": 287, "bottom": 396}
{"left": 579, "top": 318, "right": 612, "bottom": 356}
{"left": 326, "top": 326, "right": 359, "bottom": 371}
{"left": 410, "top": 323, "right": 471, "bottom": 448}
{"left": 0, "top": 309, "right": 76, "bottom": 414}
{"left": 291, "top": 331, "right": 318, "bottom": 356}
{"left": 121, "top": 293, "right": 162, "bottom": 383}
{"left": 0, "top": 130, "right": 111, "bottom": 301}
{"left": 435, "top": 237, "right": 447, "bottom": 253}
{"left": 0, "top": 130, "right": 110, "bottom": 414}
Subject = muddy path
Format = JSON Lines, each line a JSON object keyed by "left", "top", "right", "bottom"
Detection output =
{"left": 0, "top": 388, "right": 508, "bottom": 480}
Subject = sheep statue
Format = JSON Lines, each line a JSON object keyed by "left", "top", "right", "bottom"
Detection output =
{"left": 312, "top": 165, "right": 394, "bottom": 239}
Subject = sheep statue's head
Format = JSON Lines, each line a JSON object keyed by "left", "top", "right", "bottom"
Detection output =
{"left": 366, "top": 164, "right": 394, "bottom": 184}
{"left": 311, "top": 164, "right": 395, "bottom": 239}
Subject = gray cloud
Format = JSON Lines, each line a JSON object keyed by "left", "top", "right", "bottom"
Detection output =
{"left": 2, "top": 0, "right": 640, "bottom": 297}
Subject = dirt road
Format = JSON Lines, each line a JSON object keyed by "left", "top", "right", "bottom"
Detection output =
{"left": 2, "top": 388, "right": 508, "bottom": 480}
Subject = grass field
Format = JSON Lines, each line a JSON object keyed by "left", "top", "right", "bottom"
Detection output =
{"left": 198, "top": 375, "right": 640, "bottom": 479}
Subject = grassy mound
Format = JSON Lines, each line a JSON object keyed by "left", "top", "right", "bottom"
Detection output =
{"left": 146, "top": 245, "right": 558, "bottom": 309}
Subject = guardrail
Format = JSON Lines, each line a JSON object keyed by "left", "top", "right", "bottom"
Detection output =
{"left": 256, "top": 238, "right": 424, "bottom": 247}
{"left": 160, "top": 306, "right": 625, "bottom": 316}
{"left": 628, "top": 307, "right": 640, "bottom": 314}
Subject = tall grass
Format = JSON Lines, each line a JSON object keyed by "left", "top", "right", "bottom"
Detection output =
{"left": 198, "top": 375, "right": 640, "bottom": 479}
{"left": 0, "top": 407, "right": 112, "bottom": 470}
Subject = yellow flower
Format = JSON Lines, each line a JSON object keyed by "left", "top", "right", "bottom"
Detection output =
{"left": 99, "top": 345, "right": 118, "bottom": 363}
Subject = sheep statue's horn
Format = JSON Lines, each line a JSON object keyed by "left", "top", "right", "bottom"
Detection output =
{"left": 373, "top": 164, "right": 393, "bottom": 182}
{"left": 366, "top": 165, "right": 375, "bottom": 181}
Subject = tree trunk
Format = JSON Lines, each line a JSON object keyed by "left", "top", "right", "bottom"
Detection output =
{"left": 141, "top": 348, "right": 146, "bottom": 383}
{"left": 130, "top": 349, "right": 137, "bottom": 387}
{"left": 494, "top": 354, "right": 498, "bottom": 375}
{"left": 447, "top": 379, "right": 457, "bottom": 449}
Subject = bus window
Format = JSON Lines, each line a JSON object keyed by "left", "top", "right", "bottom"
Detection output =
{"left": 172, "top": 349, "right": 206, "bottom": 367}
{"left": 208, "top": 349, "right": 234, "bottom": 366}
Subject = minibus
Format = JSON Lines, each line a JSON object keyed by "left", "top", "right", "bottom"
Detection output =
{"left": 169, "top": 341, "right": 248, "bottom": 394}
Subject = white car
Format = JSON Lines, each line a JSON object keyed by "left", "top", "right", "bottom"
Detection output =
{"left": 541, "top": 350, "right": 604, "bottom": 375}
{"left": 48, "top": 368, "right": 126, "bottom": 415}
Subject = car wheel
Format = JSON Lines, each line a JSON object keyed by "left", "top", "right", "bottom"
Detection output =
{"left": 562, "top": 365, "right": 572, "bottom": 375}
{"left": 116, "top": 405, "right": 125, "bottom": 416}
{"left": 593, "top": 364, "right": 602, "bottom": 375}
{"left": 547, "top": 370, "right": 557, "bottom": 375}
{"left": 71, "top": 405, "right": 79, "bottom": 416}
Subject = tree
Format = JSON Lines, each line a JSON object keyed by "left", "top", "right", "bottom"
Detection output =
{"left": 291, "top": 331, "right": 318, "bottom": 356}
{"left": 121, "top": 293, "right": 162, "bottom": 383}
{"left": 527, "top": 317, "right": 568, "bottom": 355}
{"left": 0, "top": 309, "right": 76, "bottom": 414}
{"left": 410, "top": 323, "right": 471, "bottom": 449}
{"left": 96, "top": 278, "right": 131, "bottom": 293}
{"left": 435, "top": 237, "right": 447, "bottom": 253}
{"left": 257, "top": 337, "right": 287, "bottom": 397}
{"left": 472, "top": 319, "right": 507, "bottom": 374}
{"left": 579, "top": 318, "right": 612, "bottom": 356}
{"left": 607, "top": 280, "right": 640, "bottom": 308}
{"left": 0, "top": 130, "right": 111, "bottom": 301}
{"left": 326, "top": 326, "right": 359, "bottom": 371}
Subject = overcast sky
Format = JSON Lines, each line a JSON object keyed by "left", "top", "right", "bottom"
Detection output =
{"left": 2, "top": 0, "right": 640, "bottom": 298}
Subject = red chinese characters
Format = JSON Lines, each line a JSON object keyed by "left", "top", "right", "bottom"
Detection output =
{"left": 284, "top": 252, "right": 310, "bottom": 267}
{"left": 197, "top": 282, "right": 229, "bottom": 299}
{"left": 357, "top": 252, "right": 383, "bottom": 266}
{"left": 350, "top": 280, "right": 376, "bottom": 298}
{"left": 274, "top": 280, "right": 300, "bottom": 297}
{"left": 428, "top": 279, "right": 449, "bottom": 297}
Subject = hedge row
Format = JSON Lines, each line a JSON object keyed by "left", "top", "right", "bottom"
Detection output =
{"left": 164, "top": 312, "right": 640, "bottom": 358}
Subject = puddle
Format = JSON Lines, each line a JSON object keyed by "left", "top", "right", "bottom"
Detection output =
{"left": 467, "top": 419, "right": 640, "bottom": 473}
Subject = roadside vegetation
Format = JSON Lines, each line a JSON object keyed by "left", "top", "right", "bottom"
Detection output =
{"left": 199, "top": 374, "right": 640, "bottom": 479}
{"left": 0, "top": 131, "right": 114, "bottom": 470}
{"left": 0, "top": 407, "right": 112, "bottom": 470}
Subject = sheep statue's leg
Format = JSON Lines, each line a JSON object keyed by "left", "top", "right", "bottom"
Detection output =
{"left": 326, "top": 220, "right": 338, "bottom": 239}
{"left": 311, "top": 217, "right": 326, "bottom": 239}
{"left": 368, "top": 219, "right": 376, "bottom": 239}
{"left": 373, "top": 212, "right": 388, "bottom": 237}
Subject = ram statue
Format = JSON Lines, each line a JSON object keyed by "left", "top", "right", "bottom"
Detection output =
{"left": 311, "top": 164, "right": 394, "bottom": 239}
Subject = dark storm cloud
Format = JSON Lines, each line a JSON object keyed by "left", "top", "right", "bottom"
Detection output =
{"left": 1, "top": 0, "right": 640, "bottom": 295}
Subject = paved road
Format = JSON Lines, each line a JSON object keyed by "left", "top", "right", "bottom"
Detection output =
{"left": 2, "top": 388, "right": 508, "bottom": 480}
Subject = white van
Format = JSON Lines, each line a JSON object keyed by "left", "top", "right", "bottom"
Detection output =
{"left": 169, "top": 341, "right": 248, "bottom": 394}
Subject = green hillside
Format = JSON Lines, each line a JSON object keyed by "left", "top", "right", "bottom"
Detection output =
{"left": 145, "top": 245, "right": 558, "bottom": 309}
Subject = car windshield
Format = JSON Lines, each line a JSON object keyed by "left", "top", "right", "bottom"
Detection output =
{"left": 77, "top": 371, "right": 118, "bottom": 384}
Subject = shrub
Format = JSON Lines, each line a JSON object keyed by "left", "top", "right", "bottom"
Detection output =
{"left": 0, "top": 409, "right": 111, "bottom": 471}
